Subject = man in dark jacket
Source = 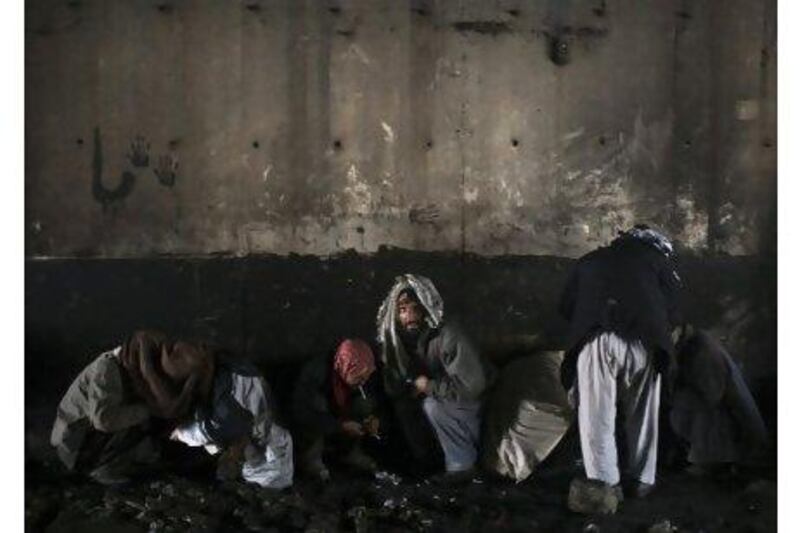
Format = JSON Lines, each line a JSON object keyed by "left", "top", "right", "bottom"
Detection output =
{"left": 559, "top": 226, "right": 682, "bottom": 502}
{"left": 377, "top": 274, "right": 494, "bottom": 476}
{"left": 670, "top": 324, "right": 769, "bottom": 470}
{"left": 291, "top": 338, "right": 381, "bottom": 481}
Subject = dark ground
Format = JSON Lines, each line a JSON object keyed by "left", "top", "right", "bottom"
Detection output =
{"left": 25, "top": 435, "right": 777, "bottom": 533}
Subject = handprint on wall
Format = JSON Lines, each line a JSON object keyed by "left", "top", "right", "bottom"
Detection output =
{"left": 409, "top": 203, "right": 440, "bottom": 225}
{"left": 153, "top": 153, "right": 179, "bottom": 187}
{"left": 126, "top": 135, "right": 151, "bottom": 168}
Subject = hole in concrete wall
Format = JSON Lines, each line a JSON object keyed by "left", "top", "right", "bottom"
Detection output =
{"left": 676, "top": 10, "right": 692, "bottom": 20}
{"left": 507, "top": 9, "right": 520, "bottom": 17}
{"left": 684, "top": 140, "right": 692, "bottom": 148}
{"left": 424, "top": 140, "right": 433, "bottom": 150}
{"left": 328, "top": 6, "right": 341, "bottom": 15}
{"left": 598, "top": 136, "right": 606, "bottom": 146}
{"left": 168, "top": 138, "right": 181, "bottom": 149}
{"left": 156, "top": 3, "right": 174, "bottom": 14}
{"left": 356, "top": 226, "right": 365, "bottom": 234}
{"left": 245, "top": 3, "right": 261, "bottom": 12}
{"left": 336, "top": 29, "right": 355, "bottom": 37}
{"left": 75, "top": 138, "right": 84, "bottom": 146}
{"left": 511, "top": 138, "right": 520, "bottom": 148}
{"left": 252, "top": 141, "right": 260, "bottom": 149}
{"left": 412, "top": 7, "right": 429, "bottom": 17}
{"left": 389, "top": 26, "right": 396, "bottom": 33}
{"left": 333, "top": 139, "right": 343, "bottom": 151}
{"left": 762, "top": 138, "right": 773, "bottom": 148}
{"left": 593, "top": 0, "right": 607, "bottom": 17}
{"left": 548, "top": 35, "right": 570, "bottom": 66}
{"left": 66, "top": 0, "right": 81, "bottom": 9}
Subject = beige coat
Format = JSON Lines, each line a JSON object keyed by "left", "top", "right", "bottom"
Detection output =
{"left": 50, "top": 348, "right": 150, "bottom": 469}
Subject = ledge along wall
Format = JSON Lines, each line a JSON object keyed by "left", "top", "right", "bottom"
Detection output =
{"left": 26, "top": 0, "right": 777, "bottom": 456}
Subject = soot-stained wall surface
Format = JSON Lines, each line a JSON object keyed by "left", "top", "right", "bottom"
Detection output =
{"left": 26, "top": 0, "right": 775, "bottom": 257}
{"left": 25, "top": 0, "right": 777, "bottom": 452}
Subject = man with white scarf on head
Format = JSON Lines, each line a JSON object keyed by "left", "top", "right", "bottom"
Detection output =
{"left": 377, "top": 274, "right": 494, "bottom": 479}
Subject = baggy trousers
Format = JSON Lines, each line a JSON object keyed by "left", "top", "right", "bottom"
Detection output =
{"left": 575, "top": 332, "right": 661, "bottom": 485}
{"left": 421, "top": 397, "right": 481, "bottom": 472}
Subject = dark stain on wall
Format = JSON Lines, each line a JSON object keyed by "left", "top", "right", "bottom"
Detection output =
{"left": 452, "top": 21, "right": 512, "bottom": 36}
{"left": 91, "top": 127, "right": 136, "bottom": 208}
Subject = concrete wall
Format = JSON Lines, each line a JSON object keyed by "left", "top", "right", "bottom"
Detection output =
{"left": 26, "top": 0, "right": 776, "bottom": 258}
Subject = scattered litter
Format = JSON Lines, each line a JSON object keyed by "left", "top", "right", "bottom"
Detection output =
{"left": 383, "top": 497, "right": 408, "bottom": 509}
{"left": 374, "top": 470, "right": 402, "bottom": 486}
{"left": 648, "top": 519, "right": 679, "bottom": 533}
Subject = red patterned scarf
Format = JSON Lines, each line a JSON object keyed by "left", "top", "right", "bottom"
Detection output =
{"left": 331, "top": 339, "right": 376, "bottom": 417}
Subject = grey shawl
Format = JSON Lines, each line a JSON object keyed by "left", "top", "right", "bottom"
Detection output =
{"left": 376, "top": 274, "right": 444, "bottom": 395}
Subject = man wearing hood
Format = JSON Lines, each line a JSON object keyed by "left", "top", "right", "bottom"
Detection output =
{"left": 51, "top": 330, "right": 213, "bottom": 485}
{"left": 559, "top": 225, "right": 682, "bottom": 508}
{"left": 377, "top": 274, "right": 494, "bottom": 477}
{"left": 291, "top": 338, "right": 381, "bottom": 481}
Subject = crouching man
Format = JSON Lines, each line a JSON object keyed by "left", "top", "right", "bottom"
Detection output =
{"left": 559, "top": 225, "right": 682, "bottom": 512}
{"left": 377, "top": 274, "right": 494, "bottom": 479}
{"left": 51, "top": 330, "right": 211, "bottom": 485}
{"left": 292, "top": 338, "right": 381, "bottom": 481}
{"left": 169, "top": 349, "right": 294, "bottom": 489}
{"left": 670, "top": 324, "right": 769, "bottom": 474}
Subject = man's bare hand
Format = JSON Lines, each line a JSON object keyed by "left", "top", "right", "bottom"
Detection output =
{"left": 363, "top": 416, "right": 380, "bottom": 436}
{"left": 413, "top": 375, "right": 429, "bottom": 396}
{"left": 341, "top": 420, "right": 364, "bottom": 438}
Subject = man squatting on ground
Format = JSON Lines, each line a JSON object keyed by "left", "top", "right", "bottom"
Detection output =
{"left": 377, "top": 274, "right": 495, "bottom": 476}
{"left": 670, "top": 323, "right": 769, "bottom": 473}
{"left": 51, "top": 330, "right": 213, "bottom": 485}
{"left": 292, "top": 338, "right": 381, "bottom": 481}
{"left": 170, "top": 347, "right": 294, "bottom": 489}
{"left": 559, "top": 226, "right": 682, "bottom": 501}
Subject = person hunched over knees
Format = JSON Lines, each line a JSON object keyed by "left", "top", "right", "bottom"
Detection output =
{"left": 50, "top": 330, "right": 212, "bottom": 485}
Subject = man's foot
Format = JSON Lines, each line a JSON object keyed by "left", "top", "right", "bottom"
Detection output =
{"left": 623, "top": 480, "right": 656, "bottom": 499}
{"left": 567, "top": 477, "right": 622, "bottom": 515}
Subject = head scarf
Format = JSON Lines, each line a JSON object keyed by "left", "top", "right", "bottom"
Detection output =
{"left": 616, "top": 225, "right": 674, "bottom": 257}
{"left": 119, "top": 330, "right": 214, "bottom": 419}
{"left": 376, "top": 274, "right": 444, "bottom": 382}
{"left": 331, "top": 338, "right": 376, "bottom": 416}
{"left": 616, "top": 224, "right": 681, "bottom": 284}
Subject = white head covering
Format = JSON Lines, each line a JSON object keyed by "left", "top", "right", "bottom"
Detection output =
{"left": 375, "top": 274, "right": 444, "bottom": 379}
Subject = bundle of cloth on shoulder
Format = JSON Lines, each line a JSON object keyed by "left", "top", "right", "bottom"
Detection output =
{"left": 50, "top": 225, "right": 770, "bottom": 514}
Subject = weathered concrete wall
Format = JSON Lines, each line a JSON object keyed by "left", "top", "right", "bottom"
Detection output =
{"left": 26, "top": 0, "right": 776, "bottom": 258}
